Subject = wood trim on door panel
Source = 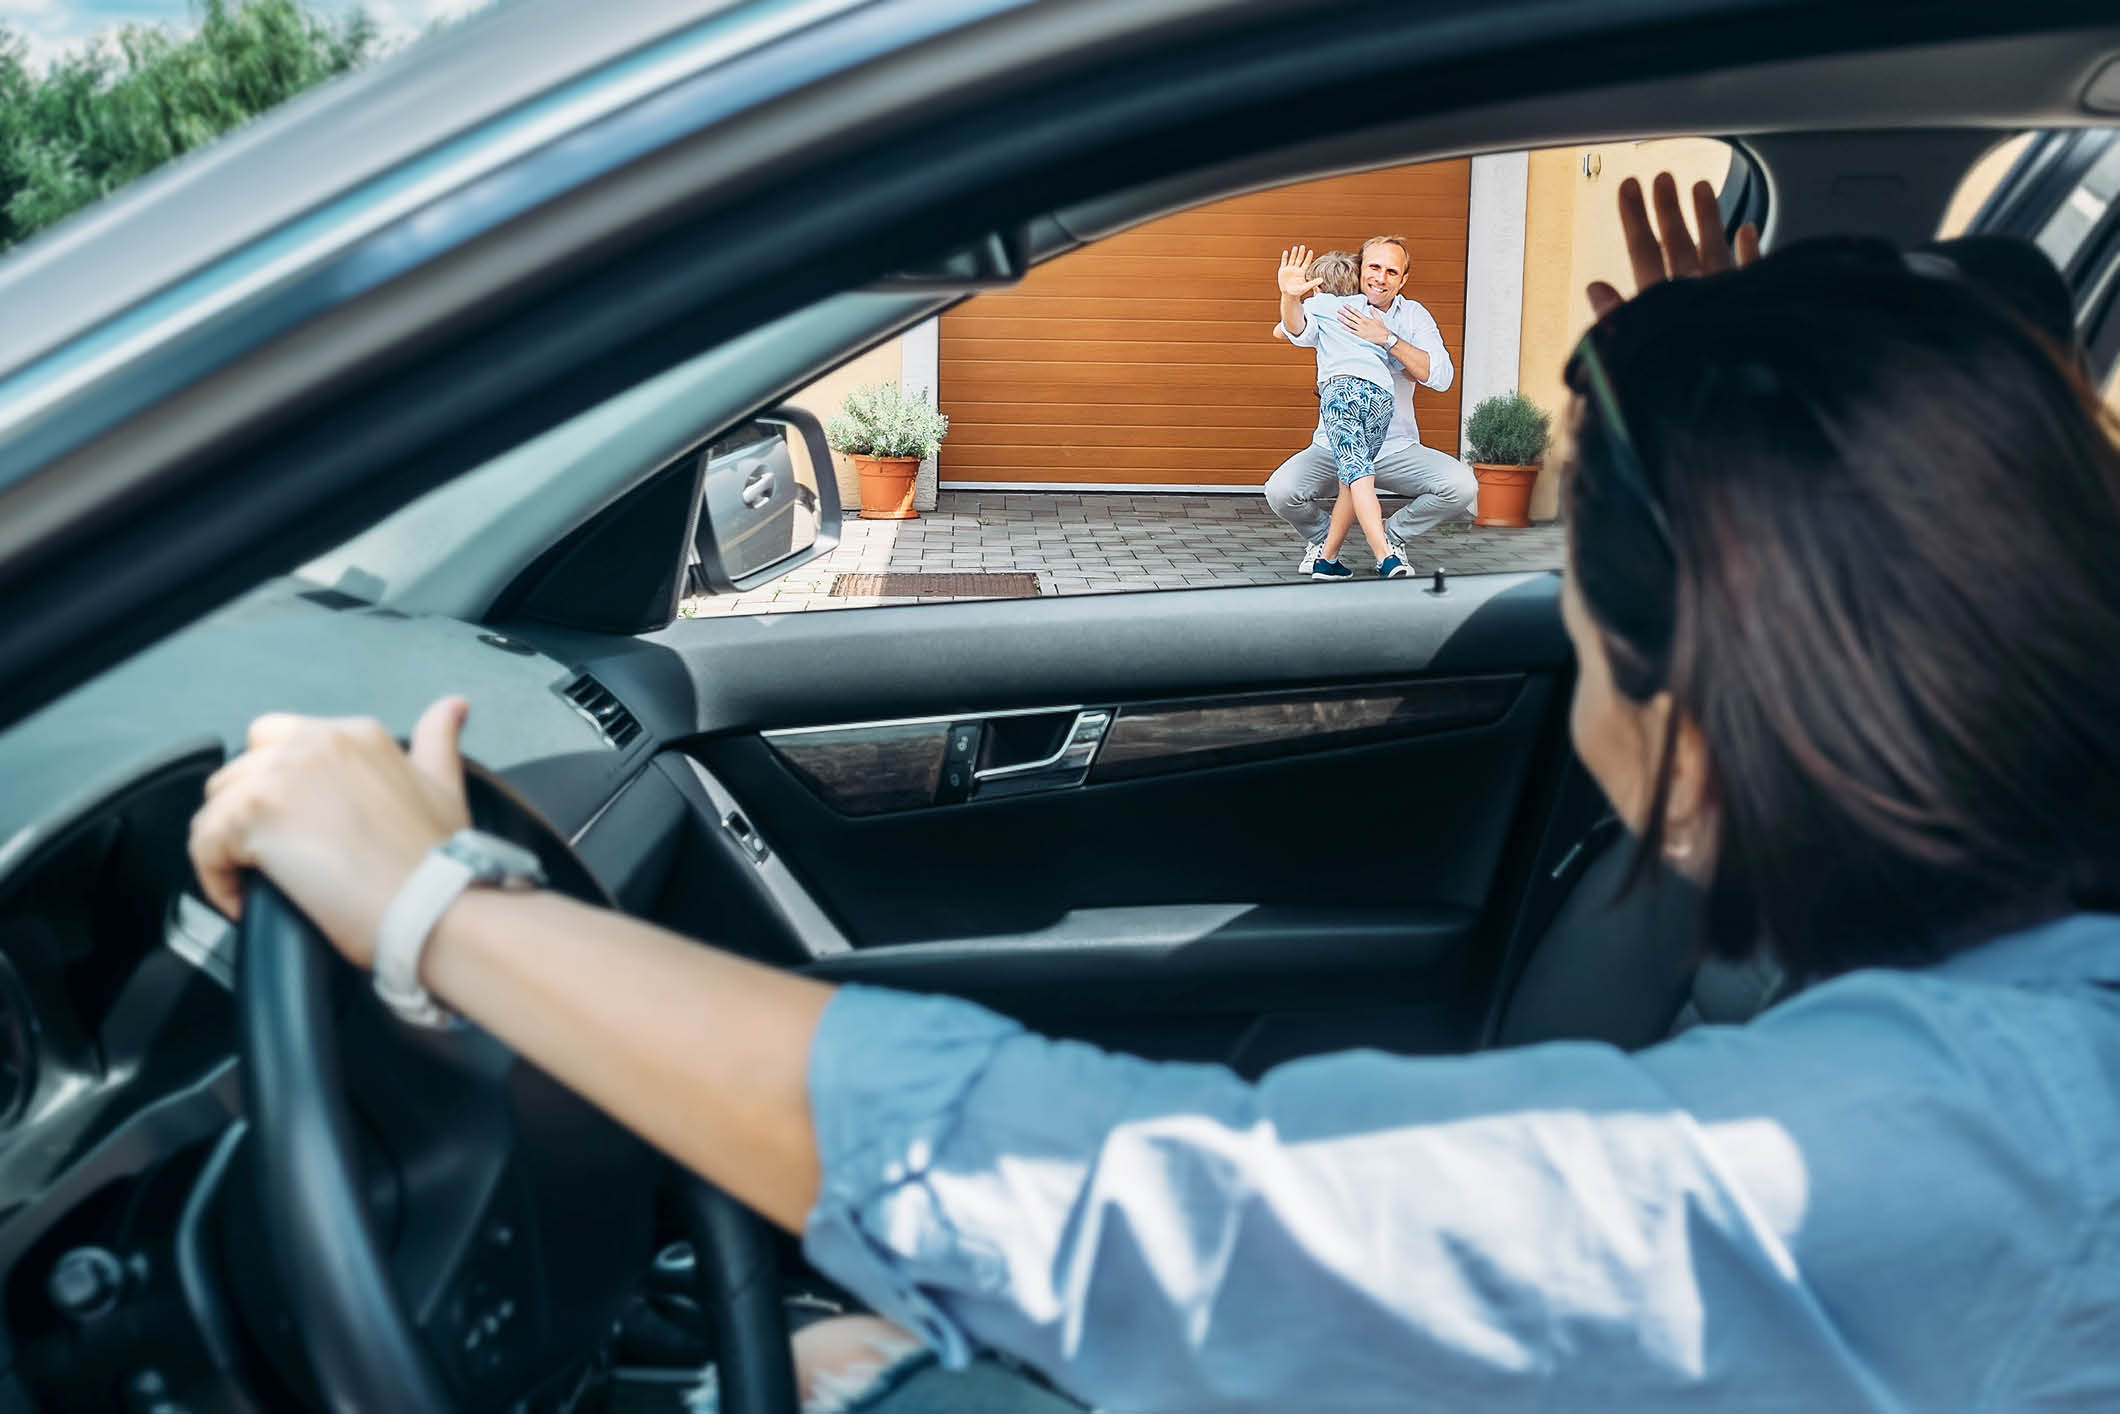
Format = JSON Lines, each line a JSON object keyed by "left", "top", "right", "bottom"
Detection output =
{"left": 764, "top": 720, "right": 950, "bottom": 816}
{"left": 1090, "top": 676, "right": 1524, "bottom": 784}
{"left": 761, "top": 676, "right": 1525, "bottom": 816}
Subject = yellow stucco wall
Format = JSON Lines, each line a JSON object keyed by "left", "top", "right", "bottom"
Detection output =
{"left": 784, "top": 338, "right": 907, "bottom": 506}
{"left": 1516, "top": 147, "right": 1581, "bottom": 520}
{"left": 1515, "top": 139, "right": 1734, "bottom": 520}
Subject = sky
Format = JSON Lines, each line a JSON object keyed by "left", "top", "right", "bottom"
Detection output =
{"left": 0, "top": 0, "right": 493, "bottom": 69}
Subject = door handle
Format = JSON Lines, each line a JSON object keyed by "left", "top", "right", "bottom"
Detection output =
{"left": 972, "top": 710, "right": 1111, "bottom": 797}
{"left": 741, "top": 466, "right": 776, "bottom": 508}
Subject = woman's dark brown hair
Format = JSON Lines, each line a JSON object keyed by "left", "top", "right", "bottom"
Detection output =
{"left": 1565, "top": 246, "right": 2120, "bottom": 977}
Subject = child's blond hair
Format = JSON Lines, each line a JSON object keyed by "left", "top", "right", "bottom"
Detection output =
{"left": 1308, "top": 249, "right": 1360, "bottom": 297}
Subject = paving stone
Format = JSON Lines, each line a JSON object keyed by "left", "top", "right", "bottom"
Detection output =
{"left": 679, "top": 491, "right": 1563, "bottom": 616}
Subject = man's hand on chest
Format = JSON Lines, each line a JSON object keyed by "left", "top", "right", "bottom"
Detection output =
{"left": 1336, "top": 302, "right": 1395, "bottom": 346}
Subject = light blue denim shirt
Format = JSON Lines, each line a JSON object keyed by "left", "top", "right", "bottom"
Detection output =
{"left": 1275, "top": 294, "right": 1455, "bottom": 455}
{"left": 802, "top": 913, "right": 2120, "bottom": 1412}
{"left": 1296, "top": 294, "right": 1399, "bottom": 394}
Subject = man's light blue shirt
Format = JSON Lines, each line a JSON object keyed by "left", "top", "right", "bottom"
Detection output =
{"left": 802, "top": 913, "right": 2120, "bottom": 1411}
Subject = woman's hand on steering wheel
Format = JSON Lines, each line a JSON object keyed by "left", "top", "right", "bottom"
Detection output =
{"left": 190, "top": 695, "right": 472, "bottom": 965}
{"left": 1586, "top": 171, "right": 1762, "bottom": 320}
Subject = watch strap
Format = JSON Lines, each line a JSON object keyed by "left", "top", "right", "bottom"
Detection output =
{"left": 373, "top": 849, "right": 476, "bottom": 1028}
{"left": 372, "top": 829, "right": 545, "bottom": 1029}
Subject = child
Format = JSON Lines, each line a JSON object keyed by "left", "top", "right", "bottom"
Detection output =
{"left": 1287, "top": 248, "right": 1410, "bottom": 580}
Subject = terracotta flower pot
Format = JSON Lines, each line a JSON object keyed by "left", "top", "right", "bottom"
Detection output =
{"left": 1472, "top": 462, "right": 1539, "bottom": 528}
{"left": 853, "top": 454, "right": 921, "bottom": 520}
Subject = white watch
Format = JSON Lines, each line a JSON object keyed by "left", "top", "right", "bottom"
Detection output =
{"left": 1383, "top": 331, "right": 1399, "bottom": 352}
{"left": 372, "top": 829, "right": 546, "bottom": 1028}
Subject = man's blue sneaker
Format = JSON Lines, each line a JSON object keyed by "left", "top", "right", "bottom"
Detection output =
{"left": 1377, "top": 554, "right": 1412, "bottom": 579}
{"left": 1311, "top": 557, "right": 1354, "bottom": 581}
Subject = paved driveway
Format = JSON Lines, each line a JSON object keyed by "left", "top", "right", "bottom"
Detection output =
{"left": 684, "top": 492, "right": 1566, "bottom": 615}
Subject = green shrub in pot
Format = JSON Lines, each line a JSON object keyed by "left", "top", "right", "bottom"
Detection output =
{"left": 825, "top": 381, "right": 949, "bottom": 461}
{"left": 826, "top": 381, "right": 949, "bottom": 519}
{"left": 1462, "top": 392, "right": 1553, "bottom": 528}
{"left": 1462, "top": 392, "right": 1552, "bottom": 468}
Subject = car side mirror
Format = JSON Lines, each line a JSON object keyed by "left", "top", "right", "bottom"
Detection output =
{"left": 686, "top": 406, "right": 841, "bottom": 595}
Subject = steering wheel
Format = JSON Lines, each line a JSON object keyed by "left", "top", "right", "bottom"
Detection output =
{"left": 236, "top": 762, "right": 797, "bottom": 1412}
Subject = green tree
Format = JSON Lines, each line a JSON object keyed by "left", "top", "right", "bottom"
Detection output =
{"left": 0, "top": 0, "right": 377, "bottom": 250}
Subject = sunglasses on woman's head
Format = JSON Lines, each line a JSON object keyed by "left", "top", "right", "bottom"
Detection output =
{"left": 1565, "top": 332, "right": 1676, "bottom": 555}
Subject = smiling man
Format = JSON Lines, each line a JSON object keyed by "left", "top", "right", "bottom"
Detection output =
{"left": 1268, "top": 235, "right": 1475, "bottom": 576}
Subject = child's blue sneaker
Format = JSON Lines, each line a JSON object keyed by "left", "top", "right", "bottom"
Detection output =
{"left": 1311, "top": 557, "right": 1354, "bottom": 581}
{"left": 1377, "top": 554, "right": 1413, "bottom": 579}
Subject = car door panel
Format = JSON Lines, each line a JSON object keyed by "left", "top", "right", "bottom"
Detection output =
{"left": 800, "top": 903, "right": 1484, "bottom": 1072}
{"left": 697, "top": 674, "right": 1554, "bottom": 947}
{"left": 533, "top": 573, "right": 1575, "bottom": 1067}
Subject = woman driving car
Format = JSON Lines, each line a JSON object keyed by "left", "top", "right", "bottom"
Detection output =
{"left": 188, "top": 176, "right": 2120, "bottom": 1412}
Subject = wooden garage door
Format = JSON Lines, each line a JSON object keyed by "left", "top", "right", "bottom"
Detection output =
{"left": 939, "top": 159, "right": 1469, "bottom": 489}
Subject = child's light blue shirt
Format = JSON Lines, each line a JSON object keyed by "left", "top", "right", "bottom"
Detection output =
{"left": 1298, "top": 293, "right": 1398, "bottom": 392}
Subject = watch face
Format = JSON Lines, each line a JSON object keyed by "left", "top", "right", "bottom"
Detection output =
{"left": 443, "top": 830, "right": 547, "bottom": 884}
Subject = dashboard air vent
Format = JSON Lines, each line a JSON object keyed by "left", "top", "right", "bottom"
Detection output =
{"left": 559, "top": 673, "right": 642, "bottom": 750}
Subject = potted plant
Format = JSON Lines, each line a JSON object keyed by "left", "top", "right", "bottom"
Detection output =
{"left": 824, "top": 381, "right": 950, "bottom": 520}
{"left": 1462, "top": 392, "right": 1553, "bottom": 528}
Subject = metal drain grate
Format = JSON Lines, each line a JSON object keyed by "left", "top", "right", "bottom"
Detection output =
{"left": 830, "top": 572, "right": 1041, "bottom": 598}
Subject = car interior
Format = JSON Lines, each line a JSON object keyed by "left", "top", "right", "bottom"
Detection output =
{"left": 0, "top": 2, "right": 2118, "bottom": 1410}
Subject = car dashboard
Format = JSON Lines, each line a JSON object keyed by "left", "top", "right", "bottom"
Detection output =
{"left": 0, "top": 577, "right": 727, "bottom": 1410}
